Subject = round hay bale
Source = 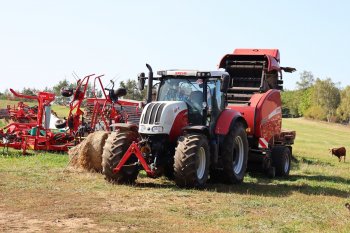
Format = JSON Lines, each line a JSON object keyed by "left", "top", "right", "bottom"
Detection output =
{"left": 68, "top": 131, "right": 109, "bottom": 172}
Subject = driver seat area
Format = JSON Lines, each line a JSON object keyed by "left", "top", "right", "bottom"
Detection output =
{"left": 188, "top": 91, "right": 203, "bottom": 125}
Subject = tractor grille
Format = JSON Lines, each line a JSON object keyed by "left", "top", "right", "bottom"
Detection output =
{"left": 142, "top": 103, "right": 166, "bottom": 124}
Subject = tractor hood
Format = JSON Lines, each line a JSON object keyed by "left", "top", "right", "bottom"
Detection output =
{"left": 139, "top": 101, "right": 188, "bottom": 139}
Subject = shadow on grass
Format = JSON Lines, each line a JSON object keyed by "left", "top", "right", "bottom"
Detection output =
{"left": 207, "top": 181, "right": 349, "bottom": 198}
{"left": 290, "top": 174, "right": 350, "bottom": 185}
{"left": 132, "top": 173, "right": 350, "bottom": 198}
{"left": 296, "top": 157, "right": 335, "bottom": 167}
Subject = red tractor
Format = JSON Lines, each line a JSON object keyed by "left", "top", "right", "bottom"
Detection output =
{"left": 102, "top": 49, "right": 296, "bottom": 188}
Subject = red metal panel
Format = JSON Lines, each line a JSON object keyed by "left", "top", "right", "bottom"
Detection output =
{"left": 254, "top": 90, "right": 282, "bottom": 143}
{"left": 233, "top": 49, "right": 280, "bottom": 62}
{"left": 218, "top": 54, "right": 231, "bottom": 68}
{"left": 218, "top": 48, "right": 281, "bottom": 72}
{"left": 214, "top": 109, "right": 242, "bottom": 135}
{"left": 169, "top": 110, "right": 188, "bottom": 142}
{"left": 227, "top": 90, "right": 282, "bottom": 143}
{"left": 226, "top": 105, "right": 255, "bottom": 136}
{"left": 265, "top": 55, "right": 281, "bottom": 72}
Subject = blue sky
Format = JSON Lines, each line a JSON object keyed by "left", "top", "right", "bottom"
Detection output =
{"left": 0, "top": 0, "right": 349, "bottom": 91}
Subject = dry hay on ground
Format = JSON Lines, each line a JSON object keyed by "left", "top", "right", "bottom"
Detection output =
{"left": 68, "top": 131, "right": 109, "bottom": 172}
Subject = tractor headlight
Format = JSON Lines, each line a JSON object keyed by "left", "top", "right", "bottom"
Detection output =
{"left": 140, "top": 125, "right": 146, "bottom": 132}
{"left": 151, "top": 126, "right": 163, "bottom": 133}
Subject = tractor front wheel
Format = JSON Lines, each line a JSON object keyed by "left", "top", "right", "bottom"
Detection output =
{"left": 174, "top": 133, "right": 210, "bottom": 188}
{"left": 102, "top": 131, "right": 139, "bottom": 184}
{"left": 222, "top": 122, "right": 249, "bottom": 184}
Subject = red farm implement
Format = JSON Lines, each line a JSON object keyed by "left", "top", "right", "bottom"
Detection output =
{"left": 58, "top": 75, "right": 142, "bottom": 134}
{"left": 3, "top": 101, "right": 38, "bottom": 123}
{"left": 0, "top": 89, "right": 74, "bottom": 154}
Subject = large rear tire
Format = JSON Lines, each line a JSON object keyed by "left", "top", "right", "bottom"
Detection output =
{"left": 272, "top": 146, "right": 291, "bottom": 177}
{"left": 174, "top": 133, "right": 210, "bottom": 188}
{"left": 222, "top": 122, "right": 249, "bottom": 184}
{"left": 102, "top": 131, "right": 139, "bottom": 184}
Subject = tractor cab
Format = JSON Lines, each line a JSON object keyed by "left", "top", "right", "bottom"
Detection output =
{"left": 156, "top": 70, "right": 227, "bottom": 126}
{"left": 138, "top": 70, "right": 229, "bottom": 140}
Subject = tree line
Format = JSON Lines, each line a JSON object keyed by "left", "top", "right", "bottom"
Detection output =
{"left": 0, "top": 78, "right": 145, "bottom": 104}
{"left": 282, "top": 71, "right": 350, "bottom": 124}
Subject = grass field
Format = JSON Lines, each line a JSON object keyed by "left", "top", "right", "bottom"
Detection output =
{"left": 0, "top": 118, "right": 349, "bottom": 232}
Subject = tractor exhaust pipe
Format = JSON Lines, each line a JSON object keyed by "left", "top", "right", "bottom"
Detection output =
{"left": 146, "top": 64, "right": 153, "bottom": 103}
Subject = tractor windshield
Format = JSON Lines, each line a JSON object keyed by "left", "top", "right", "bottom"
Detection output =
{"left": 158, "top": 77, "right": 204, "bottom": 124}
{"left": 158, "top": 77, "right": 203, "bottom": 106}
{"left": 157, "top": 77, "right": 224, "bottom": 125}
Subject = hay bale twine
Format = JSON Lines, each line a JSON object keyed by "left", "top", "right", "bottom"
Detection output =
{"left": 68, "top": 131, "right": 109, "bottom": 172}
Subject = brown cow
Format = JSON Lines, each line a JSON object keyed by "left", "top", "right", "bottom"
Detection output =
{"left": 329, "top": 147, "right": 346, "bottom": 162}
{"left": 346, "top": 203, "right": 350, "bottom": 212}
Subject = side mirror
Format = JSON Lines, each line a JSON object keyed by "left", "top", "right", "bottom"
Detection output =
{"left": 114, "top": 88, "right": 127, "bottom": 97}
{"left": 221, "top": 75, "right": 230, "bottom": 92}
{"left": 138, "top": 72, "right": 145, "bottom": 90}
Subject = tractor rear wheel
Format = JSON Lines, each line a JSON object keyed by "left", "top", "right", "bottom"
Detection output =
{"left": 222, "top": 122, "right": 248, "bottom": 184}
{"left": 272, "top": 146, "right": 291, "bottom": 177}
{"left": 174, "top": 133, "right": 210, "bottom": 188}
{"left": 102, "top": 131, "right": 139, "bottom": 184}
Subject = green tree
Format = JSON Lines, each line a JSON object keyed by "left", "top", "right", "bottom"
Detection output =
{"left": 296, "top": 71, "right": 315, "bottom": 90}
{"left": 3, "top": 89, "right": 11, "bottom": 99}
{"left": 43, "top": 86, "right": 53, "bottom": 93}
{"left": 298, "top": 87, "right": 314, "bottom": 116}
{"left": 53, "top": 79, "right": 70, "bottom": 96}
{"left": 22, "top": 87, "right": 37, "bottom": 96}
{"left": 336, "top": 86, "right": 350, "bottom": 124}
{"left": 281, "top": 90, "right": 300, "bottom": 117}
{"left": 312, "top": 78, "right": 340, "bottom": 122}
{"left": 119, "top": 79, "right": 146, "bottom": 101}
{"left": 52, "top": 79, "right": 71, "bottom": 105}
{"left": 304, "top": 105, "right": 327, "bottom": 121}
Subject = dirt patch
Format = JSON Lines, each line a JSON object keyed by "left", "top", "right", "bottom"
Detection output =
{"left": 68, "top": 131, "right": 109, "bottom": 172}
{"left": 0, "top": 210, "right": 97, "bottom": 233}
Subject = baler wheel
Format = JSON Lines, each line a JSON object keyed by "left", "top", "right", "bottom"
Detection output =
{"left": 272, "top": 146, "right": 291, "bottom": 177}
{"left": 222, "top": 122, "right": 248, "bottom": 184}
{"left": 174, "top": 133, "right": 210, "bottom": 188}
{"left": 102, "top": 131, "right": 139, "bottom": 184}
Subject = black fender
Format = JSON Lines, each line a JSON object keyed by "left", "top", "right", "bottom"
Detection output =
{"left": 182, "top": 126, "right": 209, "bottom": 137}
{"left": 228, "top": 115, "right": 248, "bottom": 132}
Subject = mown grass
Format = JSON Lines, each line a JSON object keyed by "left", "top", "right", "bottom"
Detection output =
{"left": 0, "top": 118, "right": 349, "bottom": 232}
{"left": 51, "top": 105, "right": 70, "bottom": 118}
